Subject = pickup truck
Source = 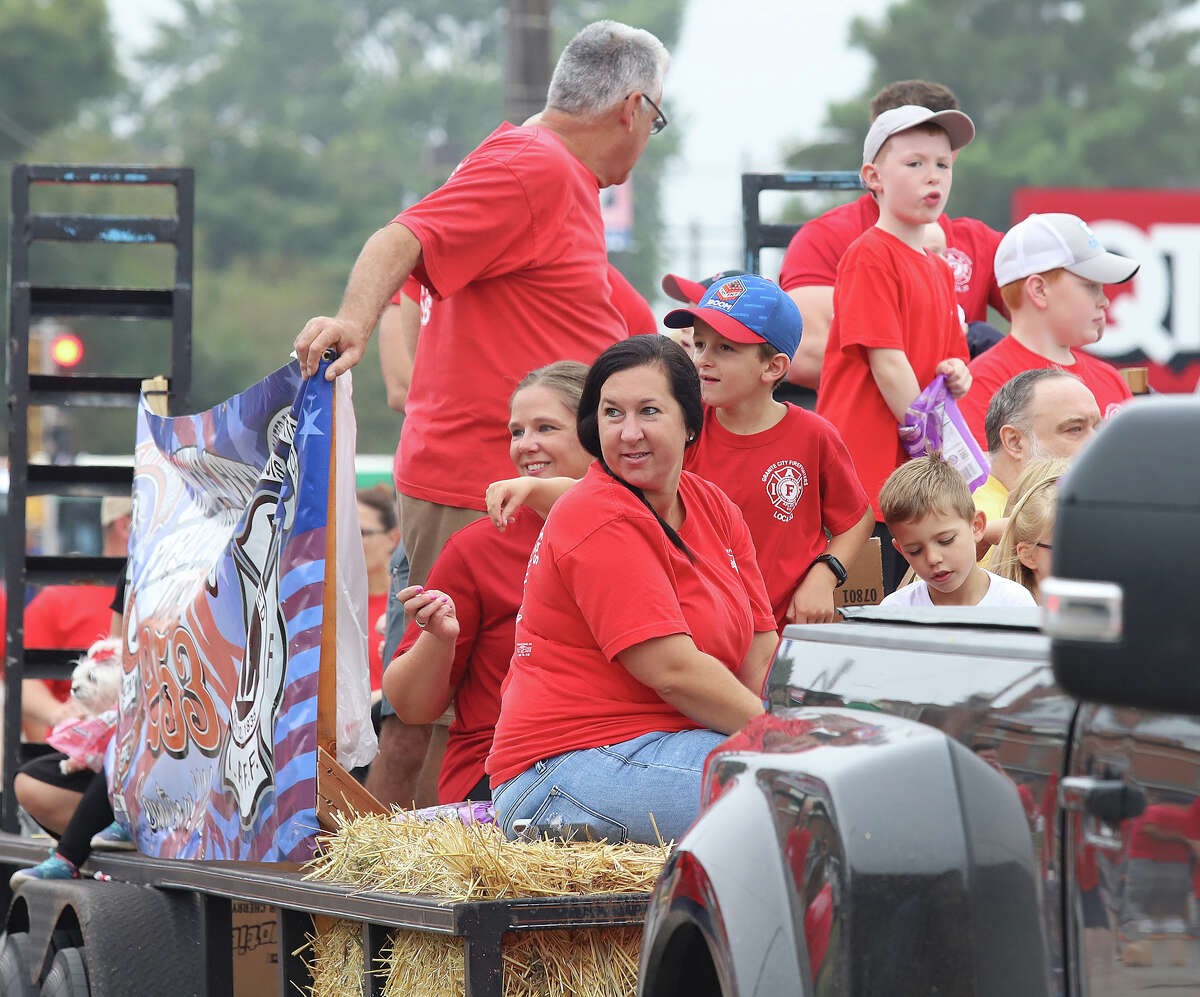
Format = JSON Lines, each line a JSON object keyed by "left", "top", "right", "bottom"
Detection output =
{"left": 638, "top": 395, "right": 1200, "bottom": 996}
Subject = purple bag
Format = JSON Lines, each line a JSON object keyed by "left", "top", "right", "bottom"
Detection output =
{"left": 898, "top": 374, "right": 990, "bottom": 490}
{"left": 403, "top": 800, "right": 497, "bottom": 827}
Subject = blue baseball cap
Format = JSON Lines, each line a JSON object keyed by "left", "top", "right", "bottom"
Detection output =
{"left": 663, "top": 274, "right": 803, "bottom": 359}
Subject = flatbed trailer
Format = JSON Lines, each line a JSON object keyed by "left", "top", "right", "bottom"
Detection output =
{"left": 0, "top": 830, "right": 649, "bottom": 996}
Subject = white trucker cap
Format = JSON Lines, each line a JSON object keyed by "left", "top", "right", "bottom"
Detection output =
{"left": 995, "top": 213, "right": 1140, "bottom": 287}
{"left": 862, "top": 104, "right": 976, "bottom": 166}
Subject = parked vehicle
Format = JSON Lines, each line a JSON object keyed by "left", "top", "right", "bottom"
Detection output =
{"left": 639, "top": 396, "right": 1200, "bottom": 996}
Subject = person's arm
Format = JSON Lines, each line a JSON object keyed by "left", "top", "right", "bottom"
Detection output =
{"left": 294, "top": 222, "right": 423, "bottom": 380}
{"left": 378, "top": 295, "right": 421, "bottom": 412}
{"left": 21, "top": 680, "right": 76, "bottom": 739}
{"left": 381, "top": 584, "right": 460, "bottom": 724}
{"left": 978, "top": 514, "right": 1005, "bottom": 561}
{"left": 736, "top": 630, "right": 780, "bottom": 699}
{"left": 785, "top": 286, "right": 834, "bottom": 390}
{"left": 485, "top": 476, "right": 577, "bottom": 529}
{"left": 617, "top": 634, "right": 765, "bottom": 735}
{"left": 786, "top": 508, "right": 875, "bottom": 625}
{"left": 868, "top": 348, "right": 921, "bottom": 421}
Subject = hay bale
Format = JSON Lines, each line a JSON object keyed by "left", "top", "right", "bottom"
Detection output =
{"left": 304, "top": 813, "right": 664, "bottom": 997}
{"left": 373, "top": 926, "right": 641, "bottom": 997}
{"left": 307, "top": 918, "right": 364, "bottom": 997}
{"left": 304, "top": 812, "right": 670, "bottom": 901}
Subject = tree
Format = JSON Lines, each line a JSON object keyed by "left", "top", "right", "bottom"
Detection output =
{"left": 116, "top": 0, "right": 684, "bottom": 452}
{"left": 782, "top": 0, "right": 1200, "bottom": 230}
{"left": 0, "top": 0, "right": 120, "bottom": 159}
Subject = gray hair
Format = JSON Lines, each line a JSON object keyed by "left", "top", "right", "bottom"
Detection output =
{"left": 546, "top": 21, "right": 669, "bottom": 117}
{"left": 984, "top": 368, "right": 1079, "bottom": 454}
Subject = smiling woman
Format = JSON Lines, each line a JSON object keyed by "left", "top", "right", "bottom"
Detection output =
{"left": 486, "top": 335, "right": 780, "bottom": 845}
{"left": 381, "top": 362, "right": 590, "bottom": 805}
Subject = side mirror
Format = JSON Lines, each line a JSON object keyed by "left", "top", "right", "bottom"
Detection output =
{"left": 1047, "top": 396, "right": 1200, "bottom": 713}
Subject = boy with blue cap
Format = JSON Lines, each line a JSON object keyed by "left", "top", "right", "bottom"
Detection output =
{"left": 665, "top": 274, "right": 873, "bottom": 627}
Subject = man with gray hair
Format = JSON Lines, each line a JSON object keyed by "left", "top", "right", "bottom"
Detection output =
{"left": 296, "top": 20, "right": 668, "bottom": 808}
{"left": 296, "top": 19, "right": 668, "bottom": 586}
{"left": 975, "top": 368, "right": 1101, "bottom": 532}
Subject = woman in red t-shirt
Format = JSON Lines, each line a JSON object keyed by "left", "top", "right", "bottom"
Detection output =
{"left": 482, "top": 335, "right": 779, "bottom": 845}
{"left": 383, "top": 362, "right": 592, "bottom": 804}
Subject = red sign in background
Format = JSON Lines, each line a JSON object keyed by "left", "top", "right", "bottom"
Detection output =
{"left": 1012, "top": 189, "right": 1200, "bottom": 393}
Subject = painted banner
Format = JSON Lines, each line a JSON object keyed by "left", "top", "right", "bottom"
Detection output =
{"left": 1012, "top": 188, "right": 1200, "bottom": 393}
{"left": 110, "top": 357, "right": 373, "bottom": 861}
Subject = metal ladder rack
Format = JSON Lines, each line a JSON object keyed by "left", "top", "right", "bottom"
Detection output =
{"left": 741, "top": 170, "right": 864, "bottom": 274}
{"left": 3, "top": 164, "right": 194, "bottom": 832}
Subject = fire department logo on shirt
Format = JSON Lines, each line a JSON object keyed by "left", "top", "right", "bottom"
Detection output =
{"left": 762, "top": 459, "right": 808, "bottom": 523}
{"left": 944, "top": 248, "right": 973, "bottom": 294}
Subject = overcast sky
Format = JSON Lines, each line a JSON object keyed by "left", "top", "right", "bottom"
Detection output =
{"left": 108, "top": 0, "right": 892, "bottom": 296}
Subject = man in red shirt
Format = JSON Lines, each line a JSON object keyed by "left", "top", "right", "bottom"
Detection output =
{"left": 779, "top": 80, "right": 1006, "bottom": 399}
{"left": 958, "top": 213, "right": 1139, "bottom": 446}
{"left": 295, "top": 20, "right": 670, "bottom": 590}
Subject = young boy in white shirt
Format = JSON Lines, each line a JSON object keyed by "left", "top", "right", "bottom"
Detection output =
{"left": 878, "top": 455, "right": 1035, "bottom": 608}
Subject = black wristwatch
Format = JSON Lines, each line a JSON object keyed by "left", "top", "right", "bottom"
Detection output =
{"left": 810, "top": 553, "right": 847, "bottom": 588}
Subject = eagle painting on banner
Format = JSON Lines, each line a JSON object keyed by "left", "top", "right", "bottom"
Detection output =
{"left": 109, "top": 356, "right": 376, "bottom": 862}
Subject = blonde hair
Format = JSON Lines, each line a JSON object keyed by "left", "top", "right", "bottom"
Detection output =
{"left": 999, "top": 267, "right": 1067, "bottom": 313}
{"left": 991, "top": 458, "right": 1069, "bottom": 599}
{"left": 880, "top": 455, "right": 975, "bottom": 528}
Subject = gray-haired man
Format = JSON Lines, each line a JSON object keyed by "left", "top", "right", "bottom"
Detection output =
{"left": 298, "top": 21, "right": 669, "bottom": 807}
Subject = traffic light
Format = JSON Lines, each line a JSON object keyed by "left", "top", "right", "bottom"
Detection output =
{"left": 49, "top": 331, "right": 84, "bottom": 369}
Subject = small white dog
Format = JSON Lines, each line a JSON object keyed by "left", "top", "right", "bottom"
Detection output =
{"left": 68, "top": 637, "right": 122, "bottom": 715}
{"left": 52, "top": 638, "right": 123, "bottom": 775}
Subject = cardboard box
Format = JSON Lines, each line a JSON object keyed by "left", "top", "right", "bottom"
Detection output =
{"left": 835, "top": 537, "right": 884, "bottom": 611}
{"left": 233, "top": 901, "right": 279, "bottom": 997}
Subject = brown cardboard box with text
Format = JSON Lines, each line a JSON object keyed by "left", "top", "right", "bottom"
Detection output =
{"left": 836, "top": 537, "right": 883, "bottom": 610}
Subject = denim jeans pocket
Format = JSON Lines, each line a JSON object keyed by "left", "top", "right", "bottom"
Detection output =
{"left": 527, "top": 786, "right": 629, "bottom": 844}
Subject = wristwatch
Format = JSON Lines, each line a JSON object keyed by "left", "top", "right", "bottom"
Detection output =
{"left": 810, "top": 553, "right": 847, "bottom": 588}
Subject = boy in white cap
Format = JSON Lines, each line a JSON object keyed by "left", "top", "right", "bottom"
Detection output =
{"left": 814, "top": 104, "right": 976, "bottom": 592}
{"left": 958, "top": 213, "right": 1140, "bottom": 445}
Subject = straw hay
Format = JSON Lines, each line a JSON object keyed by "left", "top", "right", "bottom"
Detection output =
{"left": 303, "top": 813, "right": 666, "bottom": 997}
{"left": 304, "top": 812, "right": 670, "bottom": 901}
{"left": 306, "top": 918, "right": 364, "bottom": 997}
{"left": 310, "top": 924, "right": 643, "bottom": 997}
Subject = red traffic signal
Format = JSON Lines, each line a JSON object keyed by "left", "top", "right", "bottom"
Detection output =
{"left": 50, "top": 332, "right": 84, "bottom": 368}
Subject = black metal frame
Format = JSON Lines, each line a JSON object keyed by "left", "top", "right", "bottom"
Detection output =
{"left": 741, "top": 170, "right": 864, "bottom": 274}
{"left": 3, "top": 164, "right": 194, "bottom": 832}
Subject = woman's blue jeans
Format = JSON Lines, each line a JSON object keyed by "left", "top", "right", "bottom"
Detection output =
{"left": 492, "top": 729, "right": 726, "bottom": 845}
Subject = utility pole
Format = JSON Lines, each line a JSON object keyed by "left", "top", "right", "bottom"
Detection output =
{"left": 505, "top": 0, "right": 552, "bottom": 125}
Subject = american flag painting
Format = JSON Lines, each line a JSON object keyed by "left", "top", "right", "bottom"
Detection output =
{"left": 110, "top": 356, "right": 356, "bottom": 861}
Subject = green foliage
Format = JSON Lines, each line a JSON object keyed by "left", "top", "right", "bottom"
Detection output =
{"left": 2, "top": 1, "right": 683, "bottom": 457}
{"left": 0, "top": 0, "right": 120, "bottom": 158}
{"left": 783, "top": 0, "right": 1200, "bottom": 230}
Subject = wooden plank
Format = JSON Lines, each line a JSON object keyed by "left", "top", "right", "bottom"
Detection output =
{"left": 317, "top": 378, "right": 339, "bottom": 756}
{"left": 316, "top": 745, "right": 387, "bottom": 833}
{"left": 140, "top": 375, "right": 170, "bottom": 416}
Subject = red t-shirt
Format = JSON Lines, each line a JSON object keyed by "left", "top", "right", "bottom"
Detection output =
{"left": 958, "top": 334, "right": 1134, "bottom": 447}
{"left": 397, "top": 507, "right": 542, "bottom": 803}
{"left": 607, "top": 264, "right": 657, "bottom": 335}
{"left": 1127, "top": 803, "right": 1192, "bottom": 864}
{"left": 367, "top": 591, "right": 389, "bottom": 693}
{"left": 395, "top": 123, "right": 630, "bottom": 511}
{"left": 815, "top": 227, "right": 970, "bottom": 518}
{"left": 685, "top": 404, "right": 868, "bottom": 628}
{"left": 24, "top": 585, "right": 116, "bottom": 700}
{"left": 778, "top": 194, "right": 1007, "bottom": 323}
{"left": 486, "top": 464, "right": 776, "bottom": 786}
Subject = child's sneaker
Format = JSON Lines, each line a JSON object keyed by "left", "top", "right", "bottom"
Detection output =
{"left": 90, "top": 821, "right": 135, "bottom": 851}
{"left": 9, "top": 852, "right": 79, "bottom": 886}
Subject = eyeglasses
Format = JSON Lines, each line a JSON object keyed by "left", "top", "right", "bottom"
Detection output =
{"left": 1035, "top": 542, "right": 1053, "bottom": 552}
{"left": 638, "top": 92, "right": 668, "bottom": 135}
{"left": 361, "top": 527, "right": 387, "bottom": 538}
